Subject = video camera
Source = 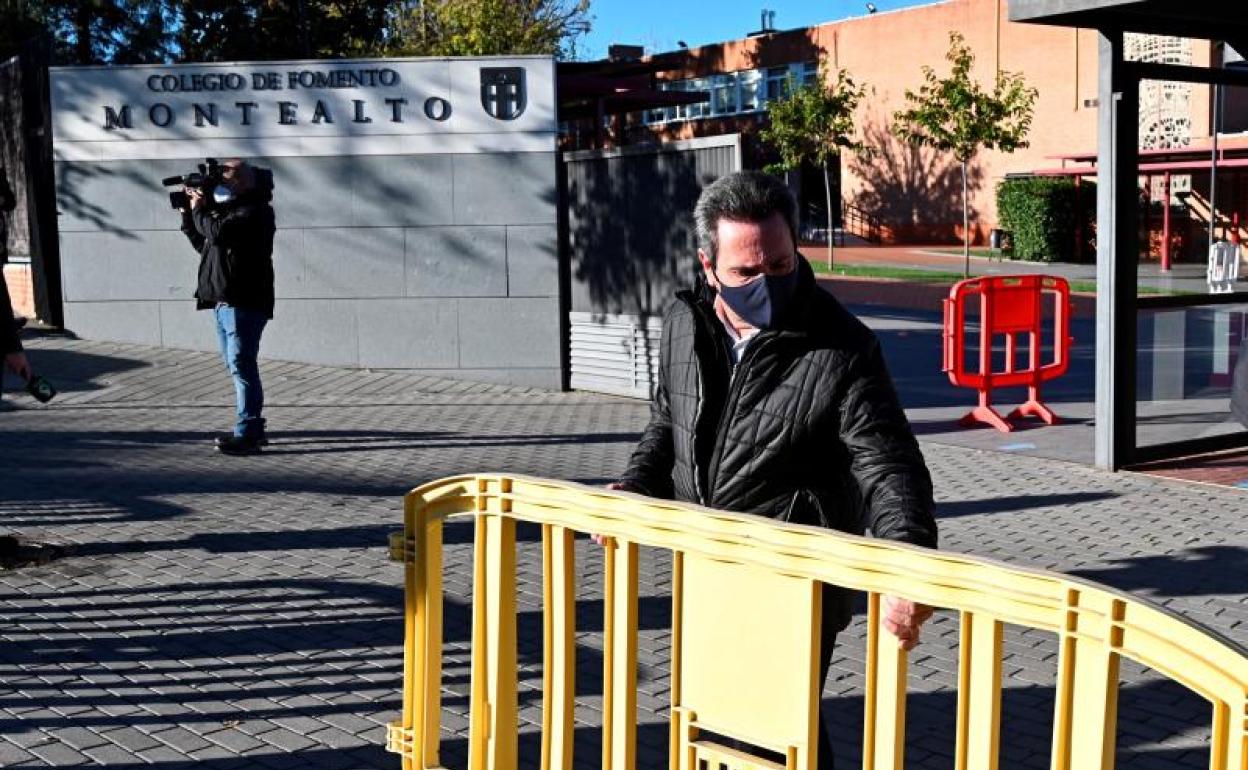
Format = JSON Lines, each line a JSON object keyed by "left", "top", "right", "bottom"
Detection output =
{"left": 162, "top": 158, "right": 274, "bottom": 209}
{"left": 162, "top": 158, "right": 222, "bottom": 210}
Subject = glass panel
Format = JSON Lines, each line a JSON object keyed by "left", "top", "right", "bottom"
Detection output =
{"left": 740, "top": 71, "right": 761, "bottom": 111}
{"left": 765, "top": 67, "right": 787, "bottom": 103}
{"left": 1135, "top": 302, "right": 1248, "bottom": 449}
{"left": 802, "top": 61, "right": 819, "bottom": 88}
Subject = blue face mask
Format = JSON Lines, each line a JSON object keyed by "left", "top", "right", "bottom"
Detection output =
{"left": 212, "top": 184, "right": 235, "bottom": 205}
{"left": 715, "top": 265, "right": 799, "bottom": 329}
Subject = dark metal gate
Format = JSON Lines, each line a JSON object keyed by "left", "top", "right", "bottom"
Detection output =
{"left": 560, "top": 134, "right": 741, "bottom": 398}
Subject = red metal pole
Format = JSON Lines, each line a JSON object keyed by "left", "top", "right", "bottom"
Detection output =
{"left": 1234, "top": 211, "right": 1241, "bottom": 246}
{"left": 1162, "top": 171, "right": 1172, "bottom": 272}
{"left": 1143, "top": 175, "right": 1152, "bottom": 261}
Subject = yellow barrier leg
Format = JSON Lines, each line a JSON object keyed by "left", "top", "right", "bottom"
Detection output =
{"left": 541, "top": 525, "right": 576, "bottom": 770}
{"left": 954, "top": 611, "right": 1002, "bottom": 770}
{"left": 603, "top": 538, "right": 639, "bottom": 770}
{"left": 669, "top": 553, "right": 686, "bottom": 770}
{"left": 1051, "top": 591, "right": 1121, "bottom": 770}
{"left": 863, "top": 593, "right": 908, "bottom": 770}
{"left": 468, "top": 514, "right": 519, "bottom": 770}
{"left": 1209, "top": 699, "right": 1247, "bottom": 770}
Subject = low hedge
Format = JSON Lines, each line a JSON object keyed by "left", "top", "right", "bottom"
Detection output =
{"left": 996, "top": 176, "right": 1096, "bottom": 263}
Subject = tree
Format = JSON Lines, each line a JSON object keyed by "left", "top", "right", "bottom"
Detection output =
{"left": 32, "top": 1, "right": 176, "bottom": 65}
{"left": 175, "top": 1, "right": 392, "bottom": 62}
{"left": 892, "top": 31, "right": 1037, "bottom": 276}
{"left": 759, "top": 67, "right": 867, "bottom": 270}
{"left": 0, "top": 2, "right": 47, "bottom": 60}
{"left": 385, "top": 0, "right": 591, "bottom": 59}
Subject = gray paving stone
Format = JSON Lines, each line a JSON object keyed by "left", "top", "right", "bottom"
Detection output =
{"left": 27, "top": 740, "right": 91, "bottom": 766}
{"left": 1, "top": 334, "right": 1242, "bottom": 770}
{"left": 0, "top": 742, "right": 35, "bottom": 765}
{"left": 100, "top": 725, "right": 163, "bottom": 752}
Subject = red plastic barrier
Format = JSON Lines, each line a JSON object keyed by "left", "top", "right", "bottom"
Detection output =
{"left": 942, "top": 275, "right": 1074, "bottom": 432}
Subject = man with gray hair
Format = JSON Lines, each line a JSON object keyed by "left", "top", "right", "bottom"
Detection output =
{"left": 612, "top": 170, "right": 937, "bottom": 768}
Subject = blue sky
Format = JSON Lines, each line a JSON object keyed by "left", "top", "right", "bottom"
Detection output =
{"left": 577, "top": 0, "right": 935, "bottom": 60}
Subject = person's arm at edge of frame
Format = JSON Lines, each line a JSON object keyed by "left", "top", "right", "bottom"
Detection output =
{"left": 2, "top": 282, "right": 30, "bottom": 380}
{"left": 838, "top": 337, "right": 938, "bottom": 650}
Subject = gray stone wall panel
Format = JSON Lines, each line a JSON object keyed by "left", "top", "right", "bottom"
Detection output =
{"left": 504, "top": 224, "right": 559, "bottom": 297}
{"left": 287, "top": 226, "right": 405, "bottom": 300}
{"left": 158, "top": 301, "right": 220, "bottom": 353}
{"left": 60, "top": 230, "right": 194, "bottom": 302}
{"left": 263, "top": 299, "right": 359, "bottom": 367}
{"left": 457, "top": 297, "right": 559, "bottom": 369}
{"left": 405, "top": 226, "right": 506, "bottom": 298}
{"left": 54, "top": 147, "right": 561, "bottom": 389}
{"left": 56, "top": 159, "right": 188, "bottom": 233}
{"left": 349, "top": 155, "right": 455, "bottom": 227}
{"left": 356, "top": 298, "right": 459, "bottom": 368}
{"left": 62, "top": 301, "right": 162, "bottom": 345}
{"left": 452, "top": 153, "right": 556, "bottom": 226}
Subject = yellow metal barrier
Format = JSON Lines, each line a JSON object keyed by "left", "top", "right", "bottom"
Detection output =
{"left": 384, "top": 474, "right": 1248, "bottom": 770}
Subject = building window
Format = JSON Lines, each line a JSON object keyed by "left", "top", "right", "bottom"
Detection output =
{"left": 712, "top": 73, "right": 738, "bottom": 114}
{"left": 644, "top": 61, "right": 817, "bottom": 126}
{"left": 739, "top": 70, "right": 761, "bottom": 112}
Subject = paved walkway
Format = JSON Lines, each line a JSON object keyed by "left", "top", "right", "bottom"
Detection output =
{"left": 1, "top": 332, "right": 1245, "bottom": 769}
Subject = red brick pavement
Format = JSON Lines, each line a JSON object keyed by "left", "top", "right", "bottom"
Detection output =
{"left": 1129, "top": 449, "right": 1248, "bottom": 490}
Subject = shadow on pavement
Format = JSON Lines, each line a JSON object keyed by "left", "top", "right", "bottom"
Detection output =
{"left": 3, "top": 337, "right": 148, "bottom": 394}
{"left": 936, "top": 491, "right": 1119, "bottom": 518}
{"left": 1070, "top": 545, "right": 1248, "bottom": 598}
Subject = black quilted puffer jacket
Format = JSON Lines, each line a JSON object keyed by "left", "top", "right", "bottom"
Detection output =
{"left": 620, "top": 259, "right": 937, "bottom": 627}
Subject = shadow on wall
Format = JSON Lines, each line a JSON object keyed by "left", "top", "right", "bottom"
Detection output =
{"left": 846, "top": 110, "right": 982, "bottom": 245}
{"left": 567, "top": 147, "right": 707, "bottom": 326}
{"left": 55, "top": 162, "right": 143, "bottom": 240}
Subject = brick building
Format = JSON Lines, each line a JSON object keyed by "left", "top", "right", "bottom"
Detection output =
{"left": 568, "top": 0, "right": 1248, "bottom": 249}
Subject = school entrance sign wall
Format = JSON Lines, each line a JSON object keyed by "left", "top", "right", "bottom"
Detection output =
{"left": 50, "top": 57, "right": 562, "bottom": 389}
{"left": 53, "top": 57, "right": 552, "bottom": 159}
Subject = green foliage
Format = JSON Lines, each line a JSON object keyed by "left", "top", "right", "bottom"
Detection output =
{"left": 176, "top": 1, "right": 392, "bottom": 62}
{"left": 892, "top": 31, "right": 1038, "bottom": 273}
{"left": 759, "top": 67, "right": 867, "bottom": 266}
{"left": 996, "top": 176, "right": 1096, "bottom": 263}
{"left": 1, "top": 1, "right": 177, "bottom": 64}
{"left": 3, "top": 0, "right": 590, "bottom": 64}
{"left": 760, "top": 67, "right": 867, "bottom": 174}
{"left": 385, "top": 0, "right": 591, "bottom": 58}
{"left": 891, "top": 31, "right": 1038, "bottom": 164}
{"left": 0, "top": 2, "right": 49, "bottom": 59}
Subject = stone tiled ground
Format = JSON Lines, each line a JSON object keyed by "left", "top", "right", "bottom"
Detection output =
{"left": 1, "top": 333, "right": 1245, "bottom": 769}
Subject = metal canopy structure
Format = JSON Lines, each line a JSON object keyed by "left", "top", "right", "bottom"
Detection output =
{"left": 557, "top": 57, "right": 709, "bottom": 147}
{"left": 1010, "top": 0, "right": 1248, "bottom": 469}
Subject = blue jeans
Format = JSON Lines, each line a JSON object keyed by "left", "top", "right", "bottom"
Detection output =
{"left": 214, "top": 305, "right": 267, "bottom": 438}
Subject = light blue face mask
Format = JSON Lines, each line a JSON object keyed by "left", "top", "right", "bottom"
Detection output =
{"left": 211, "top": 184, "right": 235, "bottom": 205}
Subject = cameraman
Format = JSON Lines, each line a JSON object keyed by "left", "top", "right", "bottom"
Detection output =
{"left": 180, "top": 158, "right": 275, "bottom": 455}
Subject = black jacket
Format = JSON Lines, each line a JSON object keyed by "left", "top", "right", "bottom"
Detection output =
{"left": 181, "top": 193, "right": 276, "bottom": 317}
{"left": 1, "top": 271, "right": 19, "bottom": 355}
{"left": 621, "top": 259, "right": 937, "bottom": 628}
